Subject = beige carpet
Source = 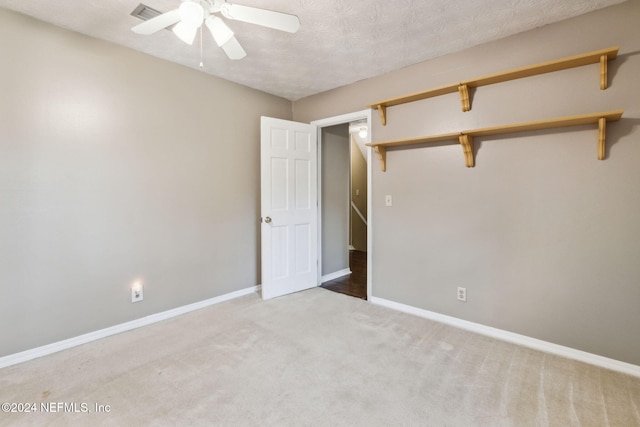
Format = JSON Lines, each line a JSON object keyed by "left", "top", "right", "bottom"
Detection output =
{"left": 1, "top": 288, "right": 639, "bottom": 426}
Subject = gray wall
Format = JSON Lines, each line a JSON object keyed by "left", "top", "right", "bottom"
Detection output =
{"left": 350, "top": 138, "right": 367, "bottom": 252}
{"left": 294, "top": 1, "right": 640, "bottom": 365}
{"left": 321, "top": 124, "right": 350, "bottom": 276}
{"left": 0, "top": 8, "right": 291, "bottom": 357}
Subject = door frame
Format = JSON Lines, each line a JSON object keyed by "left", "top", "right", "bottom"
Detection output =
{"left": 311, "top": 109, "right": 372, "bottom": 300}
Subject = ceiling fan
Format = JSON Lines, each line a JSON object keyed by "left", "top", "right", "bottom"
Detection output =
{"left": 131, "top": 0, "right": 300, "bottom": 60}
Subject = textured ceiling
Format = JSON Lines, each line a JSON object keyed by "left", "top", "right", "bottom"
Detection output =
{"left": 0, "top": 0, "right": 627, "bottom": 100}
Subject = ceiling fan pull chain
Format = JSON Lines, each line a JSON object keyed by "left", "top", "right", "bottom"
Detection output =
{"left": 199, "top": 25, "right": 204, "bottom": 68}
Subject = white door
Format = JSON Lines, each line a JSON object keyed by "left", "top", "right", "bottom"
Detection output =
{"left": 260, "top": 117, "right": 318, "bottom": 300}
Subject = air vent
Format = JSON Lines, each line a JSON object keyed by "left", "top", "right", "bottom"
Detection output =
{"left": 131, "top": 3, "right": 162, "bottom": 21}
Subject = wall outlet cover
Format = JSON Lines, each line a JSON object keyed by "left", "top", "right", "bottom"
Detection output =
{"left": 457, "top": 287, "right": 467, "bottom": 302}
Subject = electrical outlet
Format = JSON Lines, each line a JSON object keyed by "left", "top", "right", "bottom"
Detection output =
{"left": 131, "top": 282, "right": 143, "bottom": 303}
{"left": 457, "top": 287, "right": 467, "bottom": 302}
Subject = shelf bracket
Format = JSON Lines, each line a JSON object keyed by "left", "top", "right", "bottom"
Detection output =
{"left": 459, "top": 134, "right": 474, "bottom": 167}
{"left": 374, "top": 146, "right": 387, "bottom": 172}
{"left": 377, "top": 104, "right": 387, "bottom": 126}
{"left": 458, "top": 84, "right": 471, "bottom": 112}
{"left": 598, "top": 117, "right": 606, "bottom": 160}
{"left": 600, "top": 55, "right": 608, "bottom": 90}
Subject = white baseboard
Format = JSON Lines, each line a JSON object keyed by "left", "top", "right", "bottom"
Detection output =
{"left": 370, "top": 296, "right": 640, "bottom": 378}
{"left": 321, "top": 268, "right": 352, "bottom": 283}
{"left": 0, "top": 285, "right": 261, "bottom": 370}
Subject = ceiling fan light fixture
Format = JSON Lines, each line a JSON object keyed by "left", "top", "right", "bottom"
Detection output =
{"left": 219, "top": 3, "right": 233, "bottom": 19}
{"left": 172, "top": 21, "right": 198, "bottom": 45}
{"left": 205, "top": 16, "right": 234, "bottom": 47}
{"left": 178, "top": 1, "right": 205, "bottom": 27}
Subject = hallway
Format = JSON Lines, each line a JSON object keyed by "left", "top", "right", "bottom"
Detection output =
{"left": 320, "top": 250, "right": 367, "bottom": 299}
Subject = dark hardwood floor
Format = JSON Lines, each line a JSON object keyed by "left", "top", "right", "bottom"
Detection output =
{"left": 320, "top": 250, "right": 367, "bottom": 300}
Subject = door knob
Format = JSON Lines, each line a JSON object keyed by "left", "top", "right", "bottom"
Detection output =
{"left": 264, "top": 216, "right": 272, "bottom": 223}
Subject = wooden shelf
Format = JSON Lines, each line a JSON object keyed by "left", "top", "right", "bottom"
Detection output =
{"left": 366, "top": 110, "right": 624, "bottom": 171}
{"left": 367, "top": 47, "right": 619, "bottom": 124}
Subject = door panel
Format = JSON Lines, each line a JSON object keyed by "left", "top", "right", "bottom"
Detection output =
{"left": 271, "top": 157, "right": 288, "bottom": 210}
{"left": 295, "top": 159, "right": 310, "bottom": 209}
{"left": 295, "top": 224, "right": 311, "bottom": 273}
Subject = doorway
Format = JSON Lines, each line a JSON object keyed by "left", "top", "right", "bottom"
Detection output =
{"left": 314, "top": 113, "right": 371, "bottom": 300}
{"left": 259, "top": 111, "right": 371, "bottom": 301}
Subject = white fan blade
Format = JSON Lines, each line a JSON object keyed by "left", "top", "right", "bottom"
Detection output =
{"left": 221, "top": 37, "right": 247, "bottom": 60}
{"left": 132, "top": 9, "right": 181, "bottom": 35}
{"left": 221, "top": 4, "right": 300, "bottom": 33}
{"left": 205, "top": 16, "right": 234, "bottom": 47}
